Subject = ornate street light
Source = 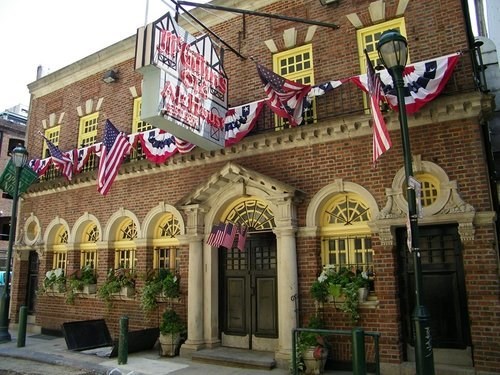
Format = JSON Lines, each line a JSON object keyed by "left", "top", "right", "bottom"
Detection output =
{"left": 0, "top": 144, "right": 28, "bottom": 343}
{"left": 377, "top": 29, "right": 435, "bottom": 375}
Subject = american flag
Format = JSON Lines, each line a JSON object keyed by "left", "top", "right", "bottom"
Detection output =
{"left": 365, "top": 51, "right": 391, "bottom": 164}
{"left": 221, "top": 222, "right": 237, "bottom": 249}
{"left": 236, "top": 225, "right": 247, "bottom": 251}
{"left": 97, "top": 119, "right": 132, "bottom": 195}
{"left": 207, "top": 223, "right": 225, "bottom": 247}
{"left": 256, "top": 63, "right": 311, "bottom": 127}
{"left": 41, "top": 134, "right": 73, "bottom": 180}
{"left": 174, "top": 137, "right": 196, "bottom": 154}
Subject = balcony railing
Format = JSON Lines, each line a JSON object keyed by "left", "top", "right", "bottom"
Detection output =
{"left": 35, "top": 50, "right": 480, "bottom": 184}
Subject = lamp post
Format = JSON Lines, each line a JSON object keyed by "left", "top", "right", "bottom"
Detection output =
{"left": 377, "top": 30, "right": 435, "bottom": 375}
{"left": 0, "top": 144, "right": 28, "bottom": 343}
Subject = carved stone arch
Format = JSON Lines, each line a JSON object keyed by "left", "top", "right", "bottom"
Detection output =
{"left": 383, "top": 155, "right": 474, "bottom": 217}
{"left": 376, "top": 155, "right": 477, "bottom": 244}
{"left": 306, "top": 179, "right": 380, "bottom": 230}
{"left": 178, "top": 162, "right": 304, "bottom": 233}
{"left": 23, "top": 213, "right": 42, "bottom": 246}
{"left": 44, "top": 216, "right": 70, "bottom": 245}
{"left": 103, "top": 208, "right": 142, "bottom": 242}
{"left": 71, "top": 212, "right": 102, "bottom": 244}
{"left": 143, "top": 202, "right": 185, "bottom": 239}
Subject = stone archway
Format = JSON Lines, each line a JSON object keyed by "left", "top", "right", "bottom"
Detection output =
{"left": 177, "top": 162, "right": 304, "bottom": 364}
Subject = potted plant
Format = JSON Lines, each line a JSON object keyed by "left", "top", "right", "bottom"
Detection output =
{"left": 296, "top": 315, "right": 328, "bottom": 375}
{"left": 41, "top": 268, "right": 66, "bottom": 294}
{"left": 65, "top": 265, "right": 97, "bottom": 304}
{"left": 97, "top": 268, "right": 136, "bottom": 308}
{"left": 140, "top": 269, "right": 180, "bottom": 311}
{"left": 159, "top": 309, "right": 186, "bottom": 357}
{"left": 311, "top": 266, "right": 368, "bottom": 323}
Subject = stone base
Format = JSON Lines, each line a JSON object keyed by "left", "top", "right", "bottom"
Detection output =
{"left": 179, "top": 340, "right": 206, "bottom": 358}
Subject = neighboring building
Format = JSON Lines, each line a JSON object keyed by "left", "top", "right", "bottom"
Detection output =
{"left": 0, "top": 104, "right": 28, "bottom": 126}
{"left": 0, "top": 118, "right": 26, "bottom": 269}
{"left": 8, "top": 0, "right": 499, "bottom": 374}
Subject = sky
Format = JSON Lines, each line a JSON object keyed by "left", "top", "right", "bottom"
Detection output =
{"left": 0, "top": 0, "right": 480, "bottom": 113}
{"left": 0, "top": 0, "right": 209, "bottom": 112}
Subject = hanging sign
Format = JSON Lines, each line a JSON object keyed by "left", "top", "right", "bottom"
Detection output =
{"left": 0, "top": 160, "right": 39, "bottom": 196}
{"left": 135, "top": 12, "right": 228, "bottom": 150}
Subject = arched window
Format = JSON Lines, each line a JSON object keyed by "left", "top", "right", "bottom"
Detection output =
{"left": 321, "top": 193, "right": 374, "bottom": 276}
{"left": 153, "top": 213, "right": 180, "bottom": 271}
{"left": 52, "top": 226, "right": 68, "bottom": 272}
{"left": 80, "top": 223, "right": 99, "bottom": 268}
{"left": 223, "top": 198, "right": 276, "bottom": 231}
{"left": 114, "top": 219, "right": 137, "bottom": 269}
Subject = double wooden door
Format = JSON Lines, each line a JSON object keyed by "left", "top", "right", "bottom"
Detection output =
{"left": 220, "top": 233, "right": 278, "bottom": 349}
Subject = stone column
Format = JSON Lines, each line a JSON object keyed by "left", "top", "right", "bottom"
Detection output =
{"left": 179, "top": 205, "right": 206, "bottom": 356}
{"left": 269, "top": 196, "right": 300, "bottom": 366}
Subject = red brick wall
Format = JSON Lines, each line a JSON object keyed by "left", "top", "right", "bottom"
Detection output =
{"left": 13, "top": 0, "right": 498, "bottom": 372}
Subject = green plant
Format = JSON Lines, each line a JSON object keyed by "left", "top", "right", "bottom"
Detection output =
{"left": 140, "top": 269, "right": 180, "bottom": 312}
{"left": 159, "top": 309, "right": 186, "bottom": 335}
{"left": 66, "top": 265, "right": 97, "bottom": 304}
{"left": 97, "top": 268, "right": 136, "bottom": 308}
{"left": 311, "top": 266, "right": 370, "bottom": 323}
{"left": 162, "top": 270, "right": 180, "bottom": 298}
{"left": 42, "top": 268, "right": 66, "bottom": 293}
{"left": 293, "top": 315, "right": 327, "bottom": 374}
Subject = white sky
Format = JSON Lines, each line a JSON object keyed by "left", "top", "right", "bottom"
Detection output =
{"left": 0, "top": 0, "right": 210, "bottom": 112}
{"left": 0, "top": 0, "right": 480, "bottom": 113}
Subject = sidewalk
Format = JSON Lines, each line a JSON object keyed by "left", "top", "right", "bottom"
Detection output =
{"left": 0, "top": 332, "right": 295, "bottom": 375}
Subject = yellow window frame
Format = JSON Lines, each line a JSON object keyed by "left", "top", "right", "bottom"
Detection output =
{"left": 78, "top": 112, "right": 99, "bottom": 147}
{"left": 43, "top": 126, "right": 61, "bottom": 158}
{"left": 357, "top": 18, "right": 408, "bottom": 113}
{"left": 320, "top": 193, "right": 373, "bottom": 272}
{"left": 272, "top": 44, "right": 315, "bottom": 129}
{"left": 113, "top": 219, "right": 137, "bottom": 270}
{"left": 133, "top": 97, "right": 153, "bottom": 133}
{"left": 152, "top": 213, "right": 180, "bottom": 270}
{"left": 356, "top": 18, "right": 409, "bottom": 73}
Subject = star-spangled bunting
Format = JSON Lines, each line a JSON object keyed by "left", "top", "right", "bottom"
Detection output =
{"left": 257, "top": 63, "right": 311, "bottom": 127}
{"left": 365, "top": 50, "right": 391, "bottom": 165}
{"left": 97, "top": 119, "right": 132, "bottom": 195}
{"left": 27, "top": 53, "right": 460, "bottom": 188}
{"left": 350, "top": 53, "right": 461, "bottom": 114}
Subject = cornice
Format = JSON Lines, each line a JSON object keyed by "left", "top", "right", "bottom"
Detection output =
{"left": 25, "top": 91, "right": 486, "bottom": 198}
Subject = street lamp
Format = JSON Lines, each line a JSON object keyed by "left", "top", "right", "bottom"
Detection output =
{"left": 377, "top": 29, "right": 435, "bottom": 375}
{"left": 0, "top": 144, "right": 28, "bottom": 343}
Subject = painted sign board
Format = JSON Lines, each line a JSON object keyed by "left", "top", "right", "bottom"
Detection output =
{"left": 135, "top": 12, "right": 228, "bottom": 150}
{"left": 0, "top": 160, "right": 38, "bottom": 196}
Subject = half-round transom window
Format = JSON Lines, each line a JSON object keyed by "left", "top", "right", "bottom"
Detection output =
{"left": 403, "top": 173, "right": 440, "bottom": 207}
{"left": 224, "top": 198, "right": 275, "bottom": 231}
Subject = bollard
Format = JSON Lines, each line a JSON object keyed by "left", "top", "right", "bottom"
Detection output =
{"left": 118, "top": 316, "right": 129, "bottom": 365}
{"left": 17, "top": 306, "right": 27, "bottom": 347}
{"left": 352, "top": 327, "right": 366, "bottom": 375}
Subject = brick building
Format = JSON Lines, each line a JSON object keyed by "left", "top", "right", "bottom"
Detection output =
{"left": 8, "top": 0, "right": 499, "bottom": 374}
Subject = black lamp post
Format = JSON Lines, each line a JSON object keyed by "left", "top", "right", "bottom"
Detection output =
{"left": 377, "top": 29, "right": 435, "bottom": 375}
{"left": 0, "top": 144, "right": 28, "bottom": 343}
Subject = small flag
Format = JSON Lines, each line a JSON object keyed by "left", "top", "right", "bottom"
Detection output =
{"left": 221, "top": 222, "right": 237, "bottom": 249}
{"left": 207, "top": 223, "right": 225, "bottom": 247}
{"left": 236, "top": 225, "right": 247, "bottom": 251}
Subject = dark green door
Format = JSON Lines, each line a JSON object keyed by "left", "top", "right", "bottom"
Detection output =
{"left": 397, "top": 224, "right": 471, "bottom": 352}
{"left": 221, "top": 233, "right": 278, "bottom": 349}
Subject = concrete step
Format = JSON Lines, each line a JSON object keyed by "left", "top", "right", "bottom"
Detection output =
{"left": 191, "top": 347, "right": 276, "bottom": 370}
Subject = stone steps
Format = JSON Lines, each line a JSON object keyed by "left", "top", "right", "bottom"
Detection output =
{"left": 191, "top": 347, "right": 276, "bottom": 370}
